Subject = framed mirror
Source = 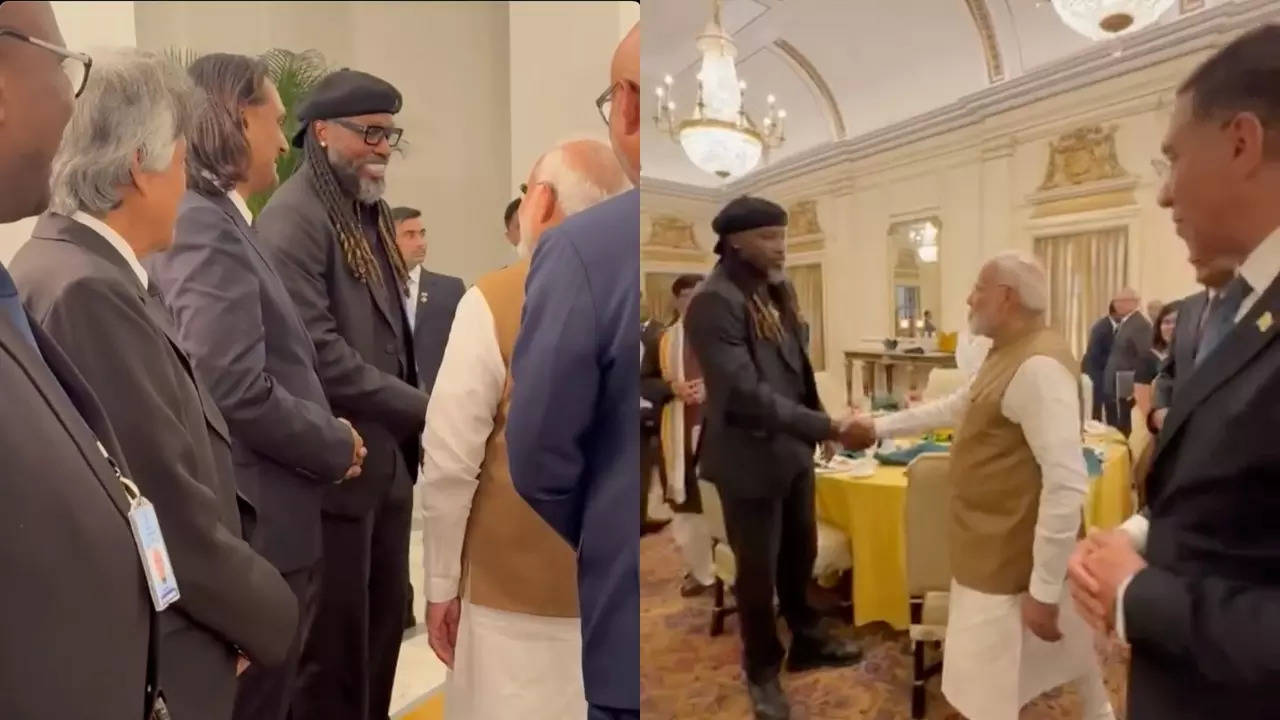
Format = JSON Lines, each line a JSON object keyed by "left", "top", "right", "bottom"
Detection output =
{"left": 887, "top": 216, "right": 942, "bottom": 338}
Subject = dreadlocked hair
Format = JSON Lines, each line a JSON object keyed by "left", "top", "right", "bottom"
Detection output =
{"left": 747, "top": 281, "right": 803, "bottom": 344}
{"left": 303, "top": 131, "right": 409, "bottom": 294}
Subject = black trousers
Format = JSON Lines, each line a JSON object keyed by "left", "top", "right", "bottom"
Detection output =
{"left": 293, "top": 472, "right": 413, "bottom": 720}
{"left": 232, "top": 563, "right": 321, "bottom": 720}
{"left": 588, "top": 705, "right": 639, "bottom": 720}
{"left": 1108, "top": 396, "right": 1134, "bottom": 436}
{"left": 718, "top": 469, "right": 820, "bottom": 684}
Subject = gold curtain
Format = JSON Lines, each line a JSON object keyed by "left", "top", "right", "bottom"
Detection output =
{"left": 786, "top": 263, "right": 826, "bottom": 371}
{"left": 643, "top": 272, "right": 683, "bottom": 325}
{"left": 1034, "top": 227, "right": 1128, "bottom": 360}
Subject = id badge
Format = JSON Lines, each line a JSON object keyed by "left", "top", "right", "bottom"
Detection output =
{"left": 127, "top": 492, "right": 181, "bottom": 612}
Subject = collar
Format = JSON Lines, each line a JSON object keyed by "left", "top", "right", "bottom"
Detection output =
{"left": 227, "top": 190, "right": 253, "bottom": 226}
{"left": 70, "top": 212, "right": 148, "bottom": 289}
{"left": 408, "top": 265, "right": 421, "bottom": 287}
{"left": 1120, "top": 309, "right": 1140, "bottom": 324}
{"left": 1237, "top": 224, "right": 1280, "bottom": 296}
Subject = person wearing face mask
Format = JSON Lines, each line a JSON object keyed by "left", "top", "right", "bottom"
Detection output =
{"left": 143, "top": 53, "right": 368, "bottom": 720}
{"left": 683, "top": 195, "right": 864, "bottom": 720}
{"left": 255, "top": 68, "right": 429, "bottom": 720}
{"left": 10, "top": 47, "right": 298, "bottom": 720}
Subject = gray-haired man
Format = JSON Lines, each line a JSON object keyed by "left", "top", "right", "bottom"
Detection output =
{"left": 9, "top": 46, "right": 296, "bottom": 720}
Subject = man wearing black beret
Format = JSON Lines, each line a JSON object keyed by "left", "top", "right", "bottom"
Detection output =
{"left": 685, "top": 195, "right": 864, "bottom": 719}
{"left": 255, "top": 68, "right": 429, "bottom": 720}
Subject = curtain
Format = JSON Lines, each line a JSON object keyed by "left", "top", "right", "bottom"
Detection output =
{"left": 786, "top": 263, "right": 826, "bottom": 371}
{"left": 1034, "top": 227, "right": 1128, "bottom": 360}
{"left": 643, "top": 273, "right": 682, "bottom": 325}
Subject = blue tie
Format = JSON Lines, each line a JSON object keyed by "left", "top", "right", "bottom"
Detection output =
{"left": 0, "top": 262, "right": 40, "bottom": 353}
{"left": 1196, "top": 274, "right": 1251, "bottom": 366}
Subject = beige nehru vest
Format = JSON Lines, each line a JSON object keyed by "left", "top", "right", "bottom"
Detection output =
{"left": 948, "top": 326, "right": 1079, "bottom": 595}
{"left": 461, "top": 258, "right": 579, "bottom": 617}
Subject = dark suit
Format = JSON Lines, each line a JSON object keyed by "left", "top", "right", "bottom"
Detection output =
{"left": 1104, "top": 310, "right": 1152, "bottom": 435}
{"left": 146, "top": 190, "right": 354, "bottom": 720}
{"left": 256, "top": 164, "right": 428, "bottom": 720}
{"left": 507, "top": 188, "right": 640, "bottom": 715}
{"left": 1123, "top": 271, "right": 1280, "bottom": 719}
{"left": 409, "top": 267, "right": 464, "bottom": 394}
{"left": 1151, "top": 290, "right": 1209, "bottom": 416}
{"left": 640, "top": 318, "right": 672, "bottom": 522}
{"left": 1081, "top": 314, "right": 1116, "bottom": 420}
{"left": 684, "top": 257, "right": 830, "bottom": 684}
{"left": 0, "top": 265, "right": 154, "bottom": 720}
{"left": 12, "top": 214, "right": 297, "bottom": 720}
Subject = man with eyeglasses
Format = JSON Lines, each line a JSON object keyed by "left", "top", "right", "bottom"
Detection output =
{"left": 256, "top": 68, "right": 428, "bottom": 720}
{"left": 0, "top": 3, "right": 163, "bottom": 719}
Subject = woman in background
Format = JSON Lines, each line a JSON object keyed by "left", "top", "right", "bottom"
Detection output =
{"left": 1133, "top": 301, "right": 1179, "bottom": 419}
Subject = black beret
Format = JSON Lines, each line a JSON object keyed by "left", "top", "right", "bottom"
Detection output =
{"left": 712, "top": 196, "right": 788, "bottom": 254}
{"left": 292, "top": 68, "right": 402, "bottom": 148}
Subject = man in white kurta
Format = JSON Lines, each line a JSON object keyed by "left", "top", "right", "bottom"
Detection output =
{"left": 419, "top": 139, "right": 629, "bottom": 720}
{"left": 856, "top": 251, "right": 1115, "bottom": 720}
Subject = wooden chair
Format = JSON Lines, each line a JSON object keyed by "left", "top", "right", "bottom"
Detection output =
{"left": 698, "top": 479, "right": 853, "bottom": 636}
{"left": 905, "top": 453, "right": 952, "bottom": 719}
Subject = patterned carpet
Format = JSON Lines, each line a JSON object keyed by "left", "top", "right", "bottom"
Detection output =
{"left": 640, "top": 529, "right": 1130, "bottom": 719}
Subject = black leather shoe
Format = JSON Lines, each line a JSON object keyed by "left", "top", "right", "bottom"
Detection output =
{"left": 785, "top": 633, "right": 863, "bottom": 673}
{"left": 679, "top": 574, "right": 715, "bottom": 598}
{"left": 746, "top": 677, "right": 790, "bottom": 720}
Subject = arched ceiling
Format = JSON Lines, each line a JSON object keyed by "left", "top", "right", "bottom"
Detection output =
{"left": 641, "top": 0, "right": 1233, "bottom": 188}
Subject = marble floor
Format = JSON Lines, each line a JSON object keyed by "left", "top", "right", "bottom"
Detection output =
{"left": 390, "top": 489, "right": 448, "bottom": 717}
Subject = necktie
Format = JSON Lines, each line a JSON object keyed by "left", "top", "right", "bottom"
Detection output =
{"left": 0, "top": 262, "right": 40, "bottom": 353}
{"left": 1195, "top": 275, "right": 1251, "bottom": 366}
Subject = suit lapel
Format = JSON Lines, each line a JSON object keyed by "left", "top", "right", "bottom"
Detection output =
{"left": 1156, "top": 274, "right": 1280, "bottom": 464}
{"left": 1176, "top": 291, "right": 1205, "bottom": 385}
{"left": 415, "top": 271, "right": 432, "bottom": 333}
{"left": 0, "top": 318, "right": 131, "bottom": 519}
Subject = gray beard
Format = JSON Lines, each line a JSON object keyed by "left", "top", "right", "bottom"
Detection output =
{"left": 326, "top": 146, "right": 385, "bottom": 205}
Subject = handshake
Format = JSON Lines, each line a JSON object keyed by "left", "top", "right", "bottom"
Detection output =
{"left": 829, "top": 412, "right": 877, "bottom": 452}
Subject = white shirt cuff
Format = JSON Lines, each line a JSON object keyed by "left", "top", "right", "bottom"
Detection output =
{"left": 1119, "top": 513, "right": 1150, "bottom": 554}
{"left": 427, "top": 576, "right": 460, "bottom": 604}
{"left": 1115, "top": 571, "right": 1137, "bottom": 642}
{"left": 1028, "top": 575, "right": 1062, "bottom": 605}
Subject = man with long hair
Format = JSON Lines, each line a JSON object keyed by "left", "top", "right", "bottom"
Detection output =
{"left": 256, "top": 68, "right": 429, "bottom": 720}
{"left": 145, "top": 53, "right": 367, "bottom": 720}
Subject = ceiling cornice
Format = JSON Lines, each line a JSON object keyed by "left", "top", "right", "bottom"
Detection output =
{"left": 642, "top": 0, "right": 1280, "bottom": 202}
{"left": 771, "top": 38, "right": 847, "bottom": 141}
{"left": 964, "top": 0, "right": 1006, "bottom": 83}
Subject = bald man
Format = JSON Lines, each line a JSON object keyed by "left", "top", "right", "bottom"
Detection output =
{"left": 421, "top": 139, "right": 628, "bottom": 720}
{"left": 850, "top": 252, "right": 1115, "bottom": 720}
{"left": 0, "top": 4, "right": 159, "bottom": 718}
{"left": 506, "top": 24, "right": 641, "bottom": 720}
{"left": 1104, "top": 286, "right": 1151, "bottom": 435}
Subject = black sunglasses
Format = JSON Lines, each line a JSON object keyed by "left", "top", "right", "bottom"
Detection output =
{"left": 0, "top": 28, "right": 92, "bottom": 98}
{"left": 331, "top": 119, "right": 404, "bottom": 148}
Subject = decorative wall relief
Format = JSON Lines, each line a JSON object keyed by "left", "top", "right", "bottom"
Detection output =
{"left": 787, "top": 200, "right": 822, "bottom": 238}
{"left": 647, "top": 215, "right": 700, "bottom": 250}
{"left": 1038, "top": 125, "right": 1128, "bottom": 190}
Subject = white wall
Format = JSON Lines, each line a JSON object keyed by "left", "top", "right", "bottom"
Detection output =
{"left": 0, "top": 1, "right": 137, "bottom": 263}
{"left": 508, "top": 1, "right": 638, "bottom": 193}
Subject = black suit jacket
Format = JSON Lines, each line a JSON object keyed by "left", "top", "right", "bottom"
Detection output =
{"left": 12, "top": 214, "right": 298, "bottom": 719}
{"left": 1082, "top": 315, "right": 1115, "bottom": 400}
{"left": 411, "top": 268, "right": 464, "bottom": 394}
{"left": 1104, "top": 311, "right": 1152, "bottom": 398}
{"left": 0, "top": 302, "right": 153, "bottom": 720}
{"left": 146, "top": 190, "right": 354, "bottom": 573}
{"left": 640, "top": 318, "right": 672, "bottom": 434}
{"left": 684, "top": 261, "right": 830, "bottom": 499}
{"left": 256, "top": 164, "right": 429, "bottom": 516}
{"left": 1151, "top": 290, "right": 1208, "bottom": 413}
{"left": 1123, "top": 272, "right": 1280, "bottom": 719}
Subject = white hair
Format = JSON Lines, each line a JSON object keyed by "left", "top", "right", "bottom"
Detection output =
{"left": 516, "top": 138, "right": 630, "bottom": 257}
{"left": 49, "top": 47, "right": 200, "bottom": 216}
{"left": 987, "top": 250, "right": 1048, "bottom": 313}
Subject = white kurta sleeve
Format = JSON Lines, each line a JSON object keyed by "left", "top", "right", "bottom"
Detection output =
{"left": 873, "top": 384, "right": 970, "bottom": 438}
{"left": 420, "top": 287, "right": 507, "bottom": 603}
{"left": 1001, "top": 355, "right": 1089, "bottom": 604}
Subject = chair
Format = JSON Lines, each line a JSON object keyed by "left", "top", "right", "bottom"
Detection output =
{"left": 697, "top": 479, "right": 853, "bottom": 636}
{"left": 905, "top": 453, "right": 952, "bottom": 719}
{"left": 921, "top": 368, "right": 965, "bottom": 401}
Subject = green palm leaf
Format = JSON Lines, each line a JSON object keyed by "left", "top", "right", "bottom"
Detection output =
{"left": 248, "top": 48, "right": 329, "bottom": 216}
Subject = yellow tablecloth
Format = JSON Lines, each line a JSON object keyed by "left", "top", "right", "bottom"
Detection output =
{"left": 815, "top": 435, "right": 1132, "bottom": 630}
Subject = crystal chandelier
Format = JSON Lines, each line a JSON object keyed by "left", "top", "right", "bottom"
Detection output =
{"left": 653, "top": 0, "right": 785, "bottom": 180}
{"left": 908, "top": 221, "right": 939, "bottom": 264}
{"left": 1050, "top": 0, "right": 1177, "bottom": 41}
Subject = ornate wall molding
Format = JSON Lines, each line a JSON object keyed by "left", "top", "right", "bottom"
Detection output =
{"left": 963, "top": 0, "right": 1006, "bottom": 83}
{"left": 1037, "top": 125, "right": 1128, "bottom": 190}
{"left": 787, "top": 200, "right": 823, "bottom": 238}
{"left": 771, "top": 39, "right": 848, "bottom": 141}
